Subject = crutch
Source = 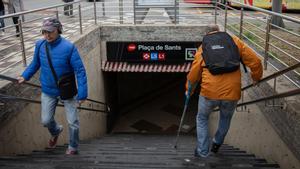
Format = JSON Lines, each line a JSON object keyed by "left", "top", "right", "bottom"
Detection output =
{"left": 174, "top": 81, "right": 193, "bottom": 149}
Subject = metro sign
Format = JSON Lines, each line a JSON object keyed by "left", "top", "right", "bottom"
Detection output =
{"left": 143, "top": 52, "right": 150, "bottom": 60}
{"left": 185, "top": 48, "right": 197, "bottom": 61}
{"left": 127, "top": 43, "right": 136, "bottom": 52}
{"left": 158, "top": 52, "right": 166, "bottom": 60}
{"left": 107, "top": 41, "right": 201, "bottom": 62}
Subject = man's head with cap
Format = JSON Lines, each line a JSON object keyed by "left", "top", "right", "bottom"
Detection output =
{"left": 42, "top": 17, "right": 62, "bottom": 33}
{"left": 42, "top": 18, "right": 62, "bottom": 42}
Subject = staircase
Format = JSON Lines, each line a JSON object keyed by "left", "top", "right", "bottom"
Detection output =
{"left": 0, "top": 134, "right": 280, "bottom": 169}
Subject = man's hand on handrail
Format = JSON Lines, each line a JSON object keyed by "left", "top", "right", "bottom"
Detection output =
{"left": 252, "top": 80, "right": 259, "bottom": 86}
{"left": 17, "top": 76, "right": 25, "bottom": 84}
{"left": 78, "top": 100, "right": 86, "bottom": 106}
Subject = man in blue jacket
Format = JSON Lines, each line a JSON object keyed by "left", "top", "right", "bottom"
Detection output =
{"left": 17, "top": 17, "right": 88, "bottom": 155}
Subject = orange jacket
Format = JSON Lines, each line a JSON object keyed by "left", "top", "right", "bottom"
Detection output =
{"left": 186, "top": 35, "right": 263, "bottom": 101}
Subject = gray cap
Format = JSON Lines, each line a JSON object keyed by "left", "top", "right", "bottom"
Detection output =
{"left": 41, "top": 18, "right": 62, "bottom": 32}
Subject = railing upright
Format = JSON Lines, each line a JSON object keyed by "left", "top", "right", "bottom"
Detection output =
{"left": 102, "top": 0, "right": 105, "bottom": 16}
{"left": 119, "top": 0, "right": 124, "bottom": 24}
{"left": 94, "top": 0, "right": 97, "bottom": 25}
{"left": 214, "top": 1, "right": 217, "bottom": 24}
{"left": 55, "top": 7, "right": 59, "bottom": 20}
{"left": 239, "top": 7, "right": 244, "bottom": 39}
{"left": 264, "top": 16, "right": 271, "bottom": 70}
{"left": 224, "top": 4, "right": 228, "bottom": 32}
{"left": 18, "top": 19, "right": 26, "bottom": 67}
{"left": 174, "top": 0, "right": 178, "bottom": 24}
{"left": 79, "top": 4, "right": 83, "bottom": 34}
{"left": 133, "top": 0, "right": 136, "bottom": 25}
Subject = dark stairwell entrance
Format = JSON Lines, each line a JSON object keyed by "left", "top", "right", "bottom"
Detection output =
{"left": 104, "top": 72, "right": 198, "bottom": 134}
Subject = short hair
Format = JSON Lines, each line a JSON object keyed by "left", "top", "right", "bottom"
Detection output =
{"left": 207, "top": 25, "right": 220, "bottom": 34}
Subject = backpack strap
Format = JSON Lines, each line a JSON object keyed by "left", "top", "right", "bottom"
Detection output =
{"left": 240, "top": 59, "right": 248, "bottom": 73}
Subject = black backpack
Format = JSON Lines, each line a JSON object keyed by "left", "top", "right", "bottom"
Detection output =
{"left": 202, "top": 32, "right": 246, "bottom": 75}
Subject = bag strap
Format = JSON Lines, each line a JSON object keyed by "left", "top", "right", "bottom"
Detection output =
{"left": 45, "top": 44, "right": 59, "bottom": 87}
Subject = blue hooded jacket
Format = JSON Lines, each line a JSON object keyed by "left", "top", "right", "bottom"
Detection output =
{"left": 22, "top": 36, "right": 88, "bottom": 100}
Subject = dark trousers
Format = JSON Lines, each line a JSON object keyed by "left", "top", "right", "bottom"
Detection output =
{"left": 0, "top": 10, "right": 5, "bottom": 32}
{"left": 13, "top": 17, "right": 19, "bottom": 32}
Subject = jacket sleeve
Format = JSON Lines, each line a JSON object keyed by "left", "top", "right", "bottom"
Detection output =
{"left": 22, "top": 42, "right": 41, "bottom": 81}
{"left": 70, "top": 46, "right": 88, "bottom": 100}
{"left": 185, "top": 46, "right": 203, "bottom": 94}
{"left": 233, "top": 36, "right": 263, "bottom": 81}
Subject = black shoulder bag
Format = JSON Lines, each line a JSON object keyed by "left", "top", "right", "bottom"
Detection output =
{"left": 45, "top": 44, "right": 77, "bottom": 100}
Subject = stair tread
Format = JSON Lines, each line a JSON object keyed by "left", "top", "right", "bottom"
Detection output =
{"left": 0, "top": 134, "right": 280, "bottom": 169}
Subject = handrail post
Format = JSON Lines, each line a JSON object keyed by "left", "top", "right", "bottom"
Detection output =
{"left": 264, "top": 16, "right": 271, "bottom": 70}
{"left": 214, "top": 0, "right": 217, "bottom": 24}
{"left": 102, "top": 0, "right": 105, "bottom": 16}
{"left": 272, "top": 77, "right": 277, "bottom": 106}
{"left": 174, "top": 0, "right": 178, "bottom": 24}
{"left": 56, "top": 7, "right": 59, "bottom": 20}
{"left": 18, "top": 19, "right": 26, "bottom": 67}
{"left": 119, "top": 0, "right": 123, "bottom": 24}
{"left": 224, "top": 4, "right": 228, "bottom": 32}
{"left": 94, "top": 0, "right": 97, "bottom": 25}
{"left": 239, "top": 7, "right": 244, "bottom": 39}
{"left": 133, "top": 0, "right": 136, "bottom": 25}
{"left": 79, "top": 4, "right": 83, "bottom": 34}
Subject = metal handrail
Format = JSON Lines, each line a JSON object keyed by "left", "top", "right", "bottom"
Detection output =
{"left": 242, "top": 62, "right": 300, "bottom": 91}
{"left": 0, "top": 74, "right": 107, "bottom": 105}
{"left": 187, "top": 87, "right": 300, "bottom": 133}
{"left": 238, "top": 88, "right": 300, "bottom": 107}
{"left": 0, "top": 94, "right": 107, "bottom": 113}
{"left": 223, "top": 1, "right": 300, "bottom": 24}
{"left": 0, "top": 1, "right": 80, "bottom": 19}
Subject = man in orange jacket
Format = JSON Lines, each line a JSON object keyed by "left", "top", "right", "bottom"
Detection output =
{"left": 186, "top": 25, "right": 263, "bottom": 158}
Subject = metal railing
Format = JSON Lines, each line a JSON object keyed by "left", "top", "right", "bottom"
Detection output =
{"left": 0, "top": 74, "right": 109, "bottom": 113}
{"left": 215, "top": 1, "right": 300, "bottom": 85}
{"left": 0, "top": 1, "right": 299, "bottom": 103}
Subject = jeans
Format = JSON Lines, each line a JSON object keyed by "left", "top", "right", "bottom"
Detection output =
{"left": 41, "top": 92, "right": 79, "bottom": 150}
{"left": 195, "top": 95, "right": 237, "bottom": 157}
{"left": 0, "top": 10, "right": 4, "bottom": 31}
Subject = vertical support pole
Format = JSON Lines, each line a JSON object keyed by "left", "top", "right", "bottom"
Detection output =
{"left": 94, "top": 0, "right": 97, "bottom": 25}
{"left": 133, "top": 0, "right": 136, "bottom": 25}
{"left": 79, "top": 4, "right": 83, "bottom": 34}
{"left": 224, "top": 4, "right": 228, "bottom": 32}
{"left": 102, "top": 0, "right": 105, "bottom": 16}
{"left": 56, "top": 7, "right": 59, "bottom": 20}
{"left": 174, "top": 0, "right": 178, "bottom": 24}
{"left": 239, "top": 7, "right": 244, "bottom": 39}
{"left": 18, "top": 19, "right": 26, "bottom": 67}
{"left": 272, "top": 77, "right": 277, "bottom": 106}
{"left": 214, "top": 0, "right": 217, "bottom": 24}
{"left": 119, "top": 0, "right": 123, "bottom": 24}
{"left": 264, "top": 16, "right": 271, "bottom": 70}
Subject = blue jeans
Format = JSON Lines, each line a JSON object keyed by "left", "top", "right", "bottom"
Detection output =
{"left": 0, "top": 10, "right": 5, "bottom": 31}
{"left": 41, "top": 92, "right": 79, "bottom": 150}
{"left": 196, "top": 95, "right": 237, "bottom": 157}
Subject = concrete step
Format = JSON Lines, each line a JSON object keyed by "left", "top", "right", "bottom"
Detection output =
{"left": 0, "top": 134, "right": 280, "bottom": 169}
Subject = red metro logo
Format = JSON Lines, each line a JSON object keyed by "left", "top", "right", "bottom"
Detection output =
{"left": 127, "top": 43, "right": 136, "bottom": 52}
